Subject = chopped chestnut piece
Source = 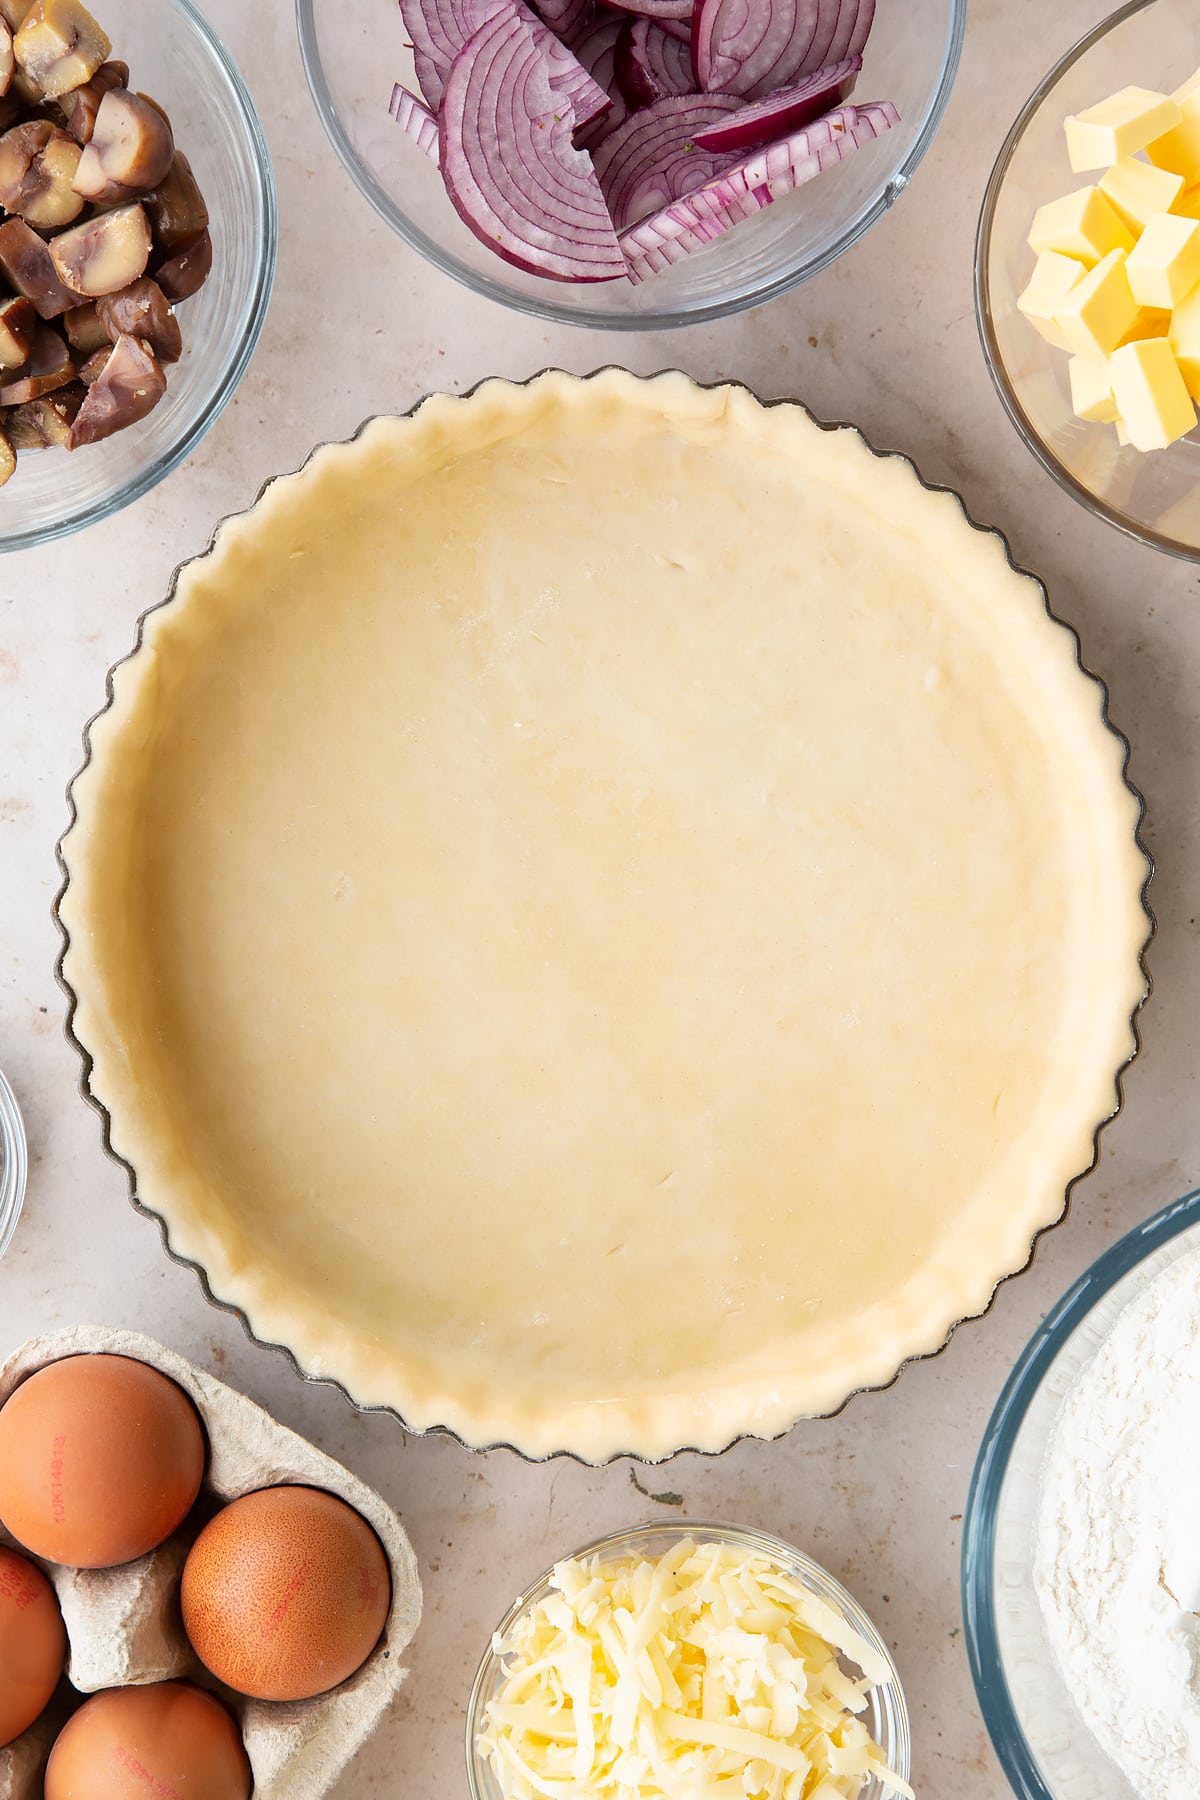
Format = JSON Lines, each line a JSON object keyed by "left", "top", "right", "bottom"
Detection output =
{"left": 67, "top": 328, "right": 162, "bottom": 446}
{"left": 62, "top": 295, "right": 105, "bottom": 350}
{"left": 60, "top": 52, "right": 122, "bottom": 140}
{"left": 144, "top": 147, "right": 207, "bottom": 251}
{"left": 75, "top": 340, "right": 104, "bottom": 381}
{"left": 0, "top": 118, "right": 83, "bottom": 225}
{"left": 13, "top": 0, "right": 110, "bottom": 100}
{"left": 0, "top": 314, "right": 72, "bottom": 402}
{"left": 136, "top": 89, "right": 168, "bottom": 125}
{"left": 5, "top": 376, "right": 80, "bottom": 444}
{"left": 0, "top": 214, "right": 76, "bottom": 314}
{"left": 0, "top": 292, "right": 36, "bottom": 366}
{"left": 0, "top": 0, "right": 32, "bottom": 29}
{"left": 96, "top": 275, "right": 179, "bottom": 362}
{"left": 0, "top": 420, "right": 14, "bottom": 484}
{"left": 49, "top": 199, "right": 149, "bottom": 295}
{"left": 0, "top": 18, "right": 12, "bottom": 97}
{"left": 154, "top": 225, "right": 209, "bottom": 301}
{"left": 72, "top": 84, "right": 170, "bottom": 201}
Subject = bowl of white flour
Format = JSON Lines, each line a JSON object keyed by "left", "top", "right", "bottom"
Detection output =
{"left": 962, "top": 1187, "right": 1200, "bottom": 1800}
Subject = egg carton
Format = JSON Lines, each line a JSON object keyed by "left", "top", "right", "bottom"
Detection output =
{"left": 0, "top": 1326, "right": 422, "bottom": 1800}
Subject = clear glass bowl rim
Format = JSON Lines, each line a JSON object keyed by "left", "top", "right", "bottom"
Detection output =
{"left": 296, "top": 0, "right": 967, "bottom": 330}
{"left": 973, "top": 0, "right": 1200, "bottom": 565}
{"left": 0, "top": 1069, "right": 28, "bottom": 1262}
{"left": 0, "top": 0, "right": 277, "bottom": 556}
{"left": 465, "top": 1516, "right": 912, "bottom": 1795}
{"left": 961, "top": 1185, "right": 1200, "bottom": 1800}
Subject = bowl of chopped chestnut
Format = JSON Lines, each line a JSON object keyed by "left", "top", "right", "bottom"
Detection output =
{"left": 0, "top": 0, "right": 275, "bottom": 551}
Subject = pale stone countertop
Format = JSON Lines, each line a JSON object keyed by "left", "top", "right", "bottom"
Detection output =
{"left": 1, "top": 1, "right": 1196, "bottom": 1794}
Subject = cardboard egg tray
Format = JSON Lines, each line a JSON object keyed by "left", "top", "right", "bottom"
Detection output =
{"left": 0, "top": 1326, "right": 422, "bottom": 1800}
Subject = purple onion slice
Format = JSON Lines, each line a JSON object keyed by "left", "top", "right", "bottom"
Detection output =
{"left": 826, "top": 0, "right": 873, "bottom": 63}
{"left": 439, "top": 6, "right": 627, "bottom": 280}
{"left": 539, "top": 21, "right": 613, "bottom": 123}
{"left": 570, "top": 11, "right": 628, "bottom": 147}
{"left": 398, "top": 0, "right": 485, "bottom": 106}
{"left": 606, "top": 0, "right": 694, "bottom": 21}
{"left": 413, "top": 48, "right": 447, "bottom": 106}
{"left": 657, "top": 14, "right": 691, "bottom": 39}
{"left": 693, "top": 0, "right": 858, "bottom": 98}
{"left": 614, "top": 16, "right": 695, "bottom": 108}
{"left": 399, "top": 0, "right": 608, "bottom": 118}
{"left": 389, "top": 82, "right": 441, "bottom": 162}
{"left": 591, "top": 92, "right": 741, "bottom": 228}
{"left": 620, "top": 98, "right": 898, "bottom": 279}
{"left": 536, "top": 0, "right": 594, "bottom": 39}
{"left": 691, "top": 55, "right": 859, "bottom": 151}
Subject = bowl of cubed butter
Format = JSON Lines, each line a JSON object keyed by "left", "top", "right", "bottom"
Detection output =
{"left": 976, "top": 0, "right": 1200, "bottom": 560}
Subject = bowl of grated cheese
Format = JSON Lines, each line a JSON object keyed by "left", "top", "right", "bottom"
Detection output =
{"left": 963, "top": 1186, "right": 1200, "bottom": 1800}
{"left": 466, "top": 1520, "right": 912, "bottom": 1800}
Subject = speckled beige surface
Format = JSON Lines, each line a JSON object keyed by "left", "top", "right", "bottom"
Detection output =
{"left": 0, "top": 1, "right": 1196, "bottom": 1794}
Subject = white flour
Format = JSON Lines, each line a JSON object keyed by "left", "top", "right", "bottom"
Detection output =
{"left": 1035, "top": 1240, "right": 1200, "bottom": 1798}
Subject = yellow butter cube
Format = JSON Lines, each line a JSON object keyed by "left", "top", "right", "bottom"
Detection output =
{"left": 1068, "top": 354, "right": 1118, "bottom": 423}
{"left": 1172, "top": 186, "right": 1200, "bottom": 221}
{"left": 1017, "top": 249, "right": 1087, "bottom": 348}
{"left": 1126, "top": 211, "right": 1200, "bottom": 307}
{"left": 1115, "top": 416, "right": 1132, "bottom": 446}
{"left": 1099, "top": 157, "right": 1184, "bottom": 232}
{"left": 1168, "top": 280, "right": 1200, "bottom": 401}
{"left": 1108, "top": 337, "right": 1197, "bottom": 449}
{"left": 1065, "top": 86, "right": 1181, "bottom": 170}
{"left": 1053, "top": 249, "right": 1139, "bottom": 358}
{"left": 1120, "top": 306, "right": 1173, "bottom": 345}
{"left": 1147, "top": 67, "right": 1200, "bottom": 182}
{"left": 1028, "top": 186, "right": 1135, "bottom": 265}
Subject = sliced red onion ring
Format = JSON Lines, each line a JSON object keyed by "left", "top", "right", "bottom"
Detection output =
{"left": 399, "top": 0, "right": 608, "bottom": 118}
{"left": 657, "top": 15, "right": 691, "bottom": 39}
{"left": 591, "top": 92, "right": 740, "bottom": 228}
{"left": 540, "top": 20, "right": 613, "bottom": 123}
{"left": 570, "top": 11, "right": 628, "bottom": 147}
{"left": 413, "top": 49, "right": 447, "bottom": 106}
{"left": 614, "top": 16, "right": 695, "bottom": 108}
{"left": 620, "top": 98, "right": 897, "bottom": 278}
{"left": 398, "top": 0, "right": 482, "bottom": 105}
{"left": 693, "top": 0, "right": 857, "bottom": 97}
{"left": 389, "top": 82, "right": 441, "bottom": 163}
{"left": 607, "top": 0, "right": 694, "bottom": 21}
{"left": 691, "top": 55, "right": 858, "bottom": 151}
{"left": 826, "top": 0, "right": 873, "bottom": 62}
{"left": 536, "top": 0, "right": 594, "bottom": 39}
{"left": 439, "top": 6, "right": 626, "bottom": 280}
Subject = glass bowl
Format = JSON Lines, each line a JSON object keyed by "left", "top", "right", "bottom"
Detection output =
{"left": 962, "top": 1187, "right": 1200, "bottom": 1799}
{"left": 976, "top": 0, "right": 1200, "bottom": 561}
{"left": 297, "top": 0, "right": 965, "bottom": 328}
{"left": 0, "top": 1069, "right": 27, "bottom": 1262}
{"left": 466, "top": 1519, "right": 911, "bottom": 1796}
{"left": 0, "top": 0, "right": 276, "bottom": 555}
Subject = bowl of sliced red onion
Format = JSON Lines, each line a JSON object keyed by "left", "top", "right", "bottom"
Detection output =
{"left": 298, "top": 0, "right": 965, "bottom": 325}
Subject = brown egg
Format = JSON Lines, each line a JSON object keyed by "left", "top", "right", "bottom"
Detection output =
{"left": 0, "top": 1546, "right": 66, "bottom": 1748}
{"left": 181, "top": 1485, "right": 391, "bottom": 1701}
{"left": 44, "top": 1681, "right": 250, "bottom": 1800}
{"left": 0, "top": 1354, "right": 206, "bottom": 1568}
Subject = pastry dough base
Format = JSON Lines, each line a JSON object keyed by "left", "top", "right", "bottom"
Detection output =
{"left": 59, "top": 372, "right": 1150, "bottom": 1460}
